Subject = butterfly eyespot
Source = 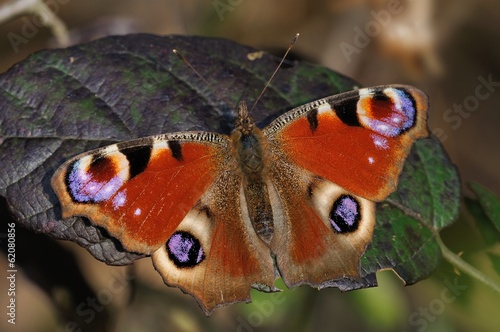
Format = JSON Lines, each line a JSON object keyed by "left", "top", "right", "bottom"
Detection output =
{"left": 329, "top": 195, "right": 361, "bottom": 233}
{"left": 166, "top": 231, "right": 205, "bottom": 268}
{"left": 66, "top": 158, "right": 125, "bottom": 203}
{"left": 358, "top": 87, "right": 417, "bottom": 137}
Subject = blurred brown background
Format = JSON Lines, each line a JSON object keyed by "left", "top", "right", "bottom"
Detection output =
{"left": 0, "top": 0, "right": 499, "bottom": 331}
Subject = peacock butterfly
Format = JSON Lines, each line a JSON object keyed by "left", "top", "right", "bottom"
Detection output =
{"left": 50, "top": 48, "right": 428, "bottom": 313}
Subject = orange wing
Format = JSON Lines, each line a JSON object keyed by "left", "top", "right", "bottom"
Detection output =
{"left": 51, "top": 133, "right": 228, "bottom": 253}
{"left": 51, "top": 132, "right": 275, "bottom": 313}
{"left": 265, "top": 85, "right": 428, "bottom": 201}
{"left": 264, "top": 85, "right": 428, "bottom": 287}
{"left": 152, "top": 168, "right": 275, "bottom": 314}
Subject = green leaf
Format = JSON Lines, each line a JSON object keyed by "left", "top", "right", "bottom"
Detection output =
{"left": 469, "top": 182, "right": 500, "bottom": 233}
{"left": 465, "top": 197, "right": 500, "bottom": 246}
{"left": 0, "top": 34, "right": 460, "bottom": 290}
{"left": 388, "top": 138, "right": 461, "bottom": 230}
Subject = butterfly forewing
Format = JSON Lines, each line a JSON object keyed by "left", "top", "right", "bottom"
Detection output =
{"left": 51, "top": 133, "right": 229, "bottom": 253}
{"left": 265, "top": 85, "right": 428, "bottom": 201}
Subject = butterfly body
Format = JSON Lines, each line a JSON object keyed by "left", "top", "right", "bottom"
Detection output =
{"left": 233, "top": 101, "right": 276, "bottom": 242}
{"left": 51, "top": 84, "right": 428, "bottom": 313}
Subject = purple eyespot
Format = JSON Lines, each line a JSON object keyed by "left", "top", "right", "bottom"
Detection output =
{"left": 362, "top": 88, "right": 417, "bottom": 137}
{"left": 167, "top": 231, "right": 204, "bottom": 268}
{"left": 392, "top": 88, "right": 416, "bottom": 131}
{"left": 330, "top": 195, "right": 361, "bottom": 233}
{"left": 66, "top": 159, "right": 124, "bottom": 203}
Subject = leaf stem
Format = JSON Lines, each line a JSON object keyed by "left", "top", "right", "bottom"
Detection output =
{"left": 436, "top": 233, "right": 500, "bottom": 293}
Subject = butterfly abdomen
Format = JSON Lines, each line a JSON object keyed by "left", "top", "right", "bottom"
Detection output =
{"left": 232, "top": 109, "right": 275, "bottom": 243}
{"left": 242, "top": 180, "right": 274, "bottom": 243}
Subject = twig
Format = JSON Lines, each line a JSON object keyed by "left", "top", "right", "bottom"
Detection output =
{"left": 436, "top": 233, "right": 500, "bottom": 293}
{"left": 0, "top": 0, "right": 70, "bottom": 47}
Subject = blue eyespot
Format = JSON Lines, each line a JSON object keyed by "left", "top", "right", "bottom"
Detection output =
{"left": 329, "top": 195, "right": 361, "bottom": 233}
{"left": 166, "top": 231, "right": 204, "bottom": 268}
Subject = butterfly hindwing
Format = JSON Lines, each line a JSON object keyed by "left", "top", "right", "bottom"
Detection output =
{"left": 267, "top": 157, "right": 375, "bottom": 287}
{"left": 152, "top": 168, "right": 276, "bottom": 313}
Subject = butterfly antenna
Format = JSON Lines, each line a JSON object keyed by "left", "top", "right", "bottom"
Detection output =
{"left": 173, "top": 49, "right": 211, "bottom": 87}
{"left": 249, "top": 33, "right": 300, "bottom": 113}
{"left": 172, "top": 49, "right": 235, "bottom": 109}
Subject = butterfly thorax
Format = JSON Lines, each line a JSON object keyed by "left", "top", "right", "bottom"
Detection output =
{"left": 232, "top": 101, "right": 274, "bottom": 243}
